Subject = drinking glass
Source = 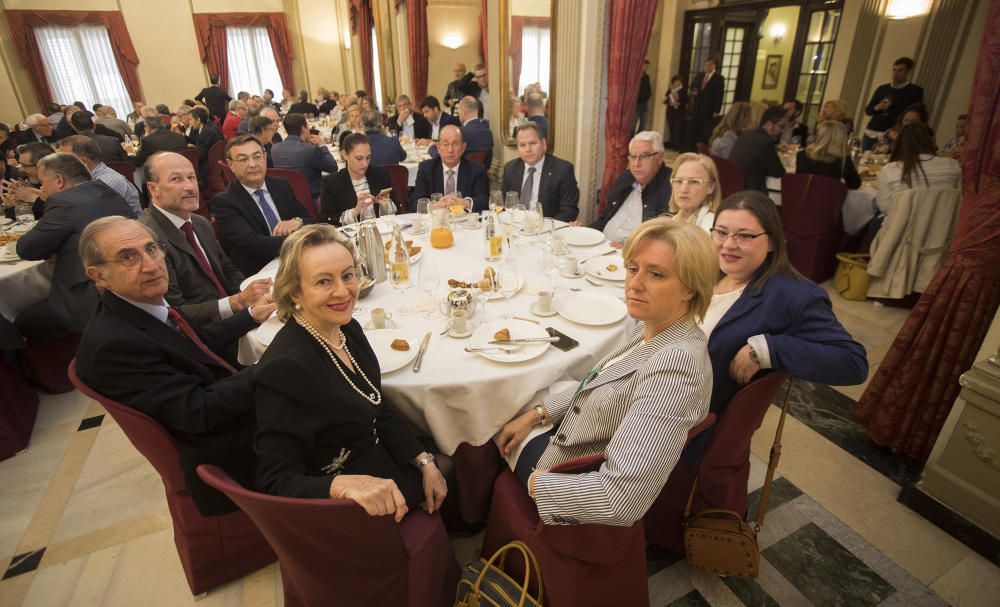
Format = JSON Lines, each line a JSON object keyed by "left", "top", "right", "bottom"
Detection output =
{"left": 523, "top": 199, "right": 543, "bottom": 235}
{"left": 389, "top": 254, "right": 413, "bottom": 315}
{"left": 474, "top": 270, "right": 496, "bottom": 324}
{"left": 496, "top": 263, "right": 520, "bottom": 317}
{"left": 412, "top": 198, "right": 431, "bottom": 235}
{"left": 490, "top": 190, "right": 504, "bottom": 214}
{"left": 14, "top": 202, "right": 33, "bottom": 225}
{"left": 430, "top": 193, "right": 443, "bottom": 209}
{"left": 504, "top": 192, "right": 519, "bottom": 212}
{"left": 358, "top": 193, "right": 376, "bottom": 222}
{"left": 417, "top": 262, "right": 440, "bottom": 318}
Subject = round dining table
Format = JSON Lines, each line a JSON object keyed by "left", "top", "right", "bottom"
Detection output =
{"left": 238, "top": 213, "right": 633, "bottom": 456}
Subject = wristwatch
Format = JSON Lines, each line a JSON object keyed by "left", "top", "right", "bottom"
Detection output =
{"left": 747, "top": 344, "right": 759, "bottom": 364}
{"left": 415, "top": 453, "right": 436, "bottom": 470}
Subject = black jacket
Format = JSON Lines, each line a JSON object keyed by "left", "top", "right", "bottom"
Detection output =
{"left": 795, "top": 151, "right": 861, "bottom": 190}
{"left": 691, "top": 72, "right": 724, "bottom": 121}
{"left": 195, "top": 85, "right": 232, "bottom": 122}
{"left": 728, "top": 128, "right": 786, "bottom": 191}
{"left": 320, "top": 166, "right": 394, "bottom": 225}
{"left": 389, "top": 112, "right": 432, "bottom": 139}
{"left": 289, "top": 101, "right": 320, "bottom": 116}
{"left": 501, "top": 153, "right": 580, "bottom": 222}
{"left": 590, "top": 164, "right": 672, "bottom": 232}
{"left": 195, "top": 122, "right": 224, "bottom": 186}
{"left": 135, "top": 129, "right": 188, "bottom": 167}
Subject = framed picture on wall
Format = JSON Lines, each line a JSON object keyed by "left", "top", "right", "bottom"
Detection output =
{"left": 762, "top": 55, "right": 782, "bottom": 90}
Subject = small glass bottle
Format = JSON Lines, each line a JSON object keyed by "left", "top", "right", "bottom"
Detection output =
{"left": 483, "top": 211, "right": 504, "bottom": 262}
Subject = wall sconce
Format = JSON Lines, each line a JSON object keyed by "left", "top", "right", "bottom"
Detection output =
{"left": 769, "top": 23, "right": 786, "bottom": 44}
{"left": 442, "top": 33, "right": 463, "bottom": 49}
{"left": 885, "top": 0, "right": 933, "bottom": 19}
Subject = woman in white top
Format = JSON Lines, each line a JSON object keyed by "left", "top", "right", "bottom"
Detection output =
{"left": 877, "top": 122, "right": 960, "bottom": 215}
{"left": 667, "top": 153, "right": 721, "bottom": 232}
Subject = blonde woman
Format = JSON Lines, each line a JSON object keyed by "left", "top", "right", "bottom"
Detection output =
{"left": 708, "top": 101, "right": 751, "bottom": 158}
{"left": 668, "top": 153, "right": 721, "bottom": 231}
{"left": 796, "top": 120, "right": 861, "bottom": 189}
{"left": 337, "top": 104, "right": 364, "bottom": 147}
{"left": 819, "top": 99, "right": 854, "bottom": 133}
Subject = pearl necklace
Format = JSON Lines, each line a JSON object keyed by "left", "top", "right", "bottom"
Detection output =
{"left": 294, "top": 314, "right": 382, "bottom": 406}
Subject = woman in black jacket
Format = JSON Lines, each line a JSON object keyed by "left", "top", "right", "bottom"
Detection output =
{"left": 319, "top": 133, "right": 396, "bottom": 225}
{"left": 795, "top": 120, "right": 861, "bottom": 190}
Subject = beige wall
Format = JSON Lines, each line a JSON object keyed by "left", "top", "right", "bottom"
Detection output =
{"left": 426, "top": 0, "right": 482, "bottom": 103}
{"left": 749, "top": 6, "right": 800, "bottom": 104}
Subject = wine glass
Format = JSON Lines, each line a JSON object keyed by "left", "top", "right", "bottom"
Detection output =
{"left": 353, "top": 246, "right": 371, "bottom": 318}
{"left": 14, "top": 202, "right": 33, "bottom": 226}
{"left": 389, "top": 253, "right": 413, "bottom": 316}
{"left": 417, "top": 262, "right": 440, "bottom": 319}
{"left": 412, "top": 198, "right": 430, "bottom": 235}
{"left": 504, "top": 192, "right": 519, "bottom": 212}
{"left": 490, "top": 190, "right": 504, "bottom": 214}
{"left": 496, "top": 263, "right": 520, "bottom": 318}
{"left": 474, "top": 269, "right": 496, "bottom": 325}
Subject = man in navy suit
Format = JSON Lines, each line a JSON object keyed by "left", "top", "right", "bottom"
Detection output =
{"left": 524, "top": 93, "right": 549, "bottom": 139}
{"left": 363, "top": 109, "right": 405, "bottom": 166}
{"left": 210, "top": 135, "right": 313, "bottom": 275}
{"left": 430, "top": 96, "right": 493, "bottom": 169}
{"left": 411, "top": 125, "right": 488, "bottom": 212}
{"left": 501, "top": 123, "right": 578, "bottom": 222}
{"left": 689, "top": 57, "right": 725, "bottom": 150}
{"left": 270, "top": 112, "right": 339, "bottom": 198}
{"left": 418, "top": 96, "right": 460, "bottom": 142}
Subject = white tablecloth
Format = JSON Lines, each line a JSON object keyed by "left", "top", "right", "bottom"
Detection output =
{"left": 0, "top": 259, "right": 54, "bottom": 321}
{"left": 239, "top": 214, "right": 632, "bottom": 454}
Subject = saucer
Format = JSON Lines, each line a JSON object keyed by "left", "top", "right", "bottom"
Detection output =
{"left": 444, "top": 326, "right": 474, "bottom": 338}
{"left": 363, "top": 319, "right": 398, "bottom": 330}
{"left": 559, "top": 270, "right": 584, "bottom": 279}
{"left": 529, "top": 302, "right": 558, "bottom": 317}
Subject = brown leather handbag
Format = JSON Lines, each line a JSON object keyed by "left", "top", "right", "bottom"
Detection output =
{"left": 682, "top": 381, "right": 793, "bottom": 578}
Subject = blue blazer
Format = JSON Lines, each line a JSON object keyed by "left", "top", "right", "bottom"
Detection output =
{"left": 270, "top": 135, "right": 339, "bottom": 197}
{"left": 428, "top": 118, "right": 495, "bottom": 168}
{"left": 366, "top": 132, "right": 406, "bottom": 166}
{"left": 410, "top": 156, "right": 489, "bottom": 212}
{"left": 707, "top": 273, "right": 868, "bottom": 416}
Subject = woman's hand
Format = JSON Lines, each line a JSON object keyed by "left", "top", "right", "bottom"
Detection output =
{"left": 729, "top": 344, "right": 761, "bottom": 385}
{"left": 498, "top": 410, "right": 538, "bottom": 457}
{"left": 354, "top": 192, "right": 374, "bottom": 217}
{"left": 568, "top": 220, "right": 583, "bottom": 227}
{"left": 330, "top": 474, "right": 409, "bottom": 523}
{"left": 420, "top": 463, "right": 447, "bottom": 514}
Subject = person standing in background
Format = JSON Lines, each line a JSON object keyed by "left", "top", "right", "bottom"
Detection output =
{"left": 862, "top": 57, "right": 923, "bottom": 151}
{"left": 664, "top": 75, "right": 688, "bottom": 151}
{"left": 635, "top": 60, "right": 652, "bottom": 134}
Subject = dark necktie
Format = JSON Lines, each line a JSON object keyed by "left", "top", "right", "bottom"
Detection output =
{"left": 255, "top": 189, "right": 279, "bottom": 233}
{"left": 179, "top": 222, "right": 227, "bottom": 298}
{"left": 702, "top": 74, "right": 710, "bottom": 91}
{"left": 520, "top": 166, "right": 536, "bottom": 204}
{"left": 166, "top": 308, "right": 237, "bottom": 375}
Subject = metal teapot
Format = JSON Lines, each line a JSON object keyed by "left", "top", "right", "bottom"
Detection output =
{"left": 356, "top": 220, "right": 387, "bottom": 283}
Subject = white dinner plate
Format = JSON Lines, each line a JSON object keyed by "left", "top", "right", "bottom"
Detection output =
{"left": 449, "top": 271, "right": 524, "bottom": 301}
{"left": 555, "top": 291, "right": 628, "bottom": 326}
{"left": 469, "top": 319, "right": 550, "bottom": 363}
{"left": 559, "top": 226, "right": 605, "bottom": 247}
{"left": 240, "top": 268, "right": 279, "bottom": 292}
{"left": 0, "top": 250, "right": 19, "bottom": 263}
{"left": 0, "top": 217, "right": 11, "bottom": 226}
{"left": 366, "top": 329, "right": 419, "bottom": 373}
{"left": 583, "top": 255, "right": 626, "bottom": 282}
{"left": 255, "top": 313, "right": 285, "bottom": 346}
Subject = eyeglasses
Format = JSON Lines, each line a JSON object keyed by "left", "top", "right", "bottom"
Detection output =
{"left": 627, "top": 152, "right": 661, "bottom": 162}
{"left": 670, "top": 177, "right": 708, "bottom": 187}
{"left": 97, "top": 242, "right": 167, "bottom": 269}
{"left": 709, "top": 228, "right": 767, "bottom": 246}
{"left": 228, "top": 153, "right": 266, "bottom": 165}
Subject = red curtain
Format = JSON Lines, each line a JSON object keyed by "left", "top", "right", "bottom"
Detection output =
{"left": 479, "top": 0, "right": 488, "bottom": 65}
{"left": 350, "top": 0, "right": 376, "bottom": 96}
{"left": 406, "top": 0, "right": 429, "bottom": 102}
{"left": 598, "top": 0, "right": 658, "bottom": 212}
{"left": 508, "top": 16, "right": 551, "bottom": 96}
{"left": 4, "top": 10, "right": 142, "bottom": 110}
{"left": 192, "top": 13, "right": 295, "bottom": 95}
{"left": 852, "top": 0, "right": 1000, "bottom": 461}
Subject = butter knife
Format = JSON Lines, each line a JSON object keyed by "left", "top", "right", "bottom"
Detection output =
{"left": 488, "top": 336, "right": 560, "bottom": 344}
{"left": 412, "top": 332, "right": 431, "bottom": 372}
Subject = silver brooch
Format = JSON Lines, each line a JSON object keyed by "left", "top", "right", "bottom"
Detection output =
{"left": 321, "top": 448, "right": 351, "bottom": 476}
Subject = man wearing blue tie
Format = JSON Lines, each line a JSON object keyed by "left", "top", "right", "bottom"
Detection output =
{"left": 209, "top": 135, "right": 313, "bottom": 275}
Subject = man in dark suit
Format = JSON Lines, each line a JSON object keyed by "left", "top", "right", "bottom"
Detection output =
{"left": 69, "top": 112, "right": 127, "bottom": 163}
{"left": 75, "top": 216, "right": 275, "bottom": 515}
{"left": 15, "top": 153, "right": 135, "bottom": 339}
{"left": 580, "top": 131, "right": 671, "bottom": 246}
{"left": 444, "top": 63, "right": 468, "bottom": 115}
{"left": 363, "top": 110, "right": 406, "bottom": 166}
{"left": 191, "top": 107, "right": 223, "bottom": 187}
{"left": 728, "top": 105, "right": 787, "bottom": 192}
{"left": 133, "top": 117, "right": 187, "bottom": 167}
{"left": 501, "top": 123, "right": 579, "bottom": 222}
{"left": 140, "top": 152, "right": 272, "bottom": 324}
{"left": 524, "top": 93, "right": 549, "bottom": 139}
{"left": 418, "top": 96, "right": 460, "bottom": 142}
{"left": 16, "top": 114, "right": 54, "bottom": 146}
{"left": 270, "top": 113, "right": 339, "bottom": 197}
{"left": 429, "top": 96, "right": 494, "bottom": 168}
{"left": 689, "top": 58, "right": 725, "bottom": 149}
{"left": 459, "top": 63, "right": 489, "bottom": 117}
{"left": 195, "top": 74, "right": 232, "bottom": 123}
{"left": 780, "top": 99, "right": 809, "bottom": 145}
{"left": 211, "top": 135, "right": 313, "bottom": 275}
{"left": 389, "top": 95, "right": 432, "bottom": 140}
{"left": 411, "top": 125, "right": 488, "bottom": 212}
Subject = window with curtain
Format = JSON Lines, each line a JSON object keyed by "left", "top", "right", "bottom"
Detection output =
{"left": 518, "top": 25, "right": 550, "bottom": 95}
{"left": 371, "top": 26, "right": 385, "bottom": 108}
{"left": 226, "top": 26, "right": 283, "bottom": 97}
{"left": 34, "top": 24, "right": 132, "bottom": 117}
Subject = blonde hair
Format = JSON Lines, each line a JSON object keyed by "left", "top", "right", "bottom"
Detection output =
{"left": 622, "top": 218, "right": 717, "bottom": 322}
{"left": 709, "top": 101, "right": 751, "bottom": 146}
{"left": 272, "top": 225, "right": 359, "bottom": 322}
{"left": 668, "top": 153, "right": 721, "bottom": 218}
{"left": 806, "top": 120, "right": 849, "bottom": 163}
{"left": 748, "top": 101, "right": 769, "bottom": 130}
{"left": 821, "top": 99, "right": 848, "bottom": 122}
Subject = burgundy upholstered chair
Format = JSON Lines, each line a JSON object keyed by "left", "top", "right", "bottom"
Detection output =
{"left": 780, "top": 173, "right": 848, "bottom": 282}
{"left": 710, "top": 155, "right": 746, "bottom": 200}
{"left": 203, "top": 140, "right": 227, "bottom": 200}
{"left": 106, "top": 161, "right": 137, "bottom": 185}
{"left": 0, "top": 355, "right": 39, "bottom": 461}
{"left": 696, "top": 141, "right": 710, "bottom": 155}
{"left": 466, "top": 149, "right": 488, "bottom": 167}
{"left": 20, "top": 333, "right": 80, "bottom": 394}
{"left": 197, "top": 464, "right": 460, "bottom": 607}
{"left": 481, "top": 414, "right": 716, "bottom": 607}
{"left": 67, "top": 360, "right": 276, "bottom": 596}
{"left": 643, "top": 371, "right": 790, "bottom": 553}
{"left": 177, "top": 147, "right": 200, "bottom": 176}
{"left": 382, "top": 164, "right": 411, "bottom": 214}
{"left": 266, "top": 168, "right": 321, "bottom": 221}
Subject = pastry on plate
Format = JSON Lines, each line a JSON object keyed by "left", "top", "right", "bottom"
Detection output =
{"left": 390, "top": 339, "right": 410, "bottom": 351}
{"left": 493, "top": 328, "right": 511, "bottom": 342}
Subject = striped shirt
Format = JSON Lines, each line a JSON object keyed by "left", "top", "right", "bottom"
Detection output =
{"left": 92, "top": 163, "right": 141, "bottom": 216}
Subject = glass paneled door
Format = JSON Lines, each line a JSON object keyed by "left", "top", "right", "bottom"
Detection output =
{"left": 718, "top": 22, "right": 754, "bottom": 114}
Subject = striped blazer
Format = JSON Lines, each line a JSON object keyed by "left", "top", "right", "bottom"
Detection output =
{"left": 532, "top": 317, "right": 711, "bottom": 526}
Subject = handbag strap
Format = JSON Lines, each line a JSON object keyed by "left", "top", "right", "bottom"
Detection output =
{"left": 475, "top": 540, "right": 544, "bottom": 606}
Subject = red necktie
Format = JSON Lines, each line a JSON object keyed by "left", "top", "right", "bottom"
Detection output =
{"left": 180, "top": 222, "right": 228, "bottom": 299}
{"left": 167, "top": 308, "right": 238, "bottom": 375}
{"left": 702, "top": 74, "right": 711, "bottom": 91}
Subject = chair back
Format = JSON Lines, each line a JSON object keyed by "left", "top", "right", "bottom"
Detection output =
{"left": 266, "top": 168, "right": 320, "bottom": 220}
{"left": 780, "top": 173, "right": 848, "bottom": 281}
{"left": 466, "top": 149, "right": 488, "bottom": 166}
{"left": 217, "top": 159, "right": 235, "bottom": 185}
{"left": 381, "top": 164, "right": 410, "bottom": 213}
{"left": 106, "top": 161, "right": 136, "bottom": 185}
{"left": 710, "top": 155, "right": 745, "bottom": 200}
{"left": 177, "top": 147, "right": 200, "bottom": 174}
{"left": 204, "top": 140, "right": 227, "bottom": 197}
{"left": 696, "top": 141, "right": 710, "bottom": 155}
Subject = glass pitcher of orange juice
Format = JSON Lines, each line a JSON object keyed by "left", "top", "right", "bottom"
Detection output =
{"left": 429, "top": 208, "right": 454, "bottom": 249}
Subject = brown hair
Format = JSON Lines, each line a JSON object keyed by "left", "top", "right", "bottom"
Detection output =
{"left": 714, "top": 191, "right": 803, "bottom": 289}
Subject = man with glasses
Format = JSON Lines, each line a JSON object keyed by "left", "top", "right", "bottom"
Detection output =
{"left": 14, "top": 153, "right": 135, "bottom": 340}
{"left": 210, "top": 135, "right": 312, "bottom": 275}
{"left": 15, "top": 114, "right": 54, "bottom": 146}
{"left": 581, "top": 131, "right": 671, "bottom": 247}
{"left": 411, "top": 124, "right": 489, "bottom": 212}
{"left": 75, "top": 215, "right": 275, "bottom": 515}
{"left": 389, "top": 94, "right": 432, "bottom": 140}
{"left": 2, "top": 142, "right": 54, "bottom": 220}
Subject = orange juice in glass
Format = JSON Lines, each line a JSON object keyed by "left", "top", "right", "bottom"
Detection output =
{"left": 429, "top": 209, "right": 454, "bottom": 249}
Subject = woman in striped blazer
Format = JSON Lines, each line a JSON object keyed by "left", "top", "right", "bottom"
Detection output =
{"left": 498, "top": 218, "right": 717, "bottom": 526}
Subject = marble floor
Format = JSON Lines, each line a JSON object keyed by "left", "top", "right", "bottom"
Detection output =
{"left": 1, "top": 282, "right": 999, "bottom": 606}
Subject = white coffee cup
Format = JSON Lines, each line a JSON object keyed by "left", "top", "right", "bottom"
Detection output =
{"left": 371, "top": 308, "right": 393, "bottom": 329}
{"left": 561, "top": 256, "right": 579, "bottom": 276}
{"left": 450, "top": 310, "right": 468, "bottom": 333}
{"left": 536, "top": 291, "right": 553, "bottom": 314}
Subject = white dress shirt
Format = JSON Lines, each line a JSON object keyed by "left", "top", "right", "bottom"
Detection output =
{"left": 241, "top": 183, "right": 282, "bottom": 228}
{"left": 118, "top": 293, "right": 171, "bottom": 324}
{"left": 602, "top": 183, "right": 643, "bottom": 243}
{"left": 400, "top": 113, "right": 415, "bottom": 140}
{"left": 157, "top": 206, "right": 234, "bottom": 318}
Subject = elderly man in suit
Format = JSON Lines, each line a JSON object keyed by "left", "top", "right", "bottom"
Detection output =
{"left": 75, "top": 216, "right": 274, "bottom": 515}
{"left": 689, "top": 58, "right": 725, "bottom": 150}
{"left": 140, "top": 151, "right": 272, "bottom": 324}
{"left": 14, "top": 153, "right": 135, "bottom": 339}
{"left": 389, "top": 94, "right": 432, "bottom": 140}
{"left": 417, "top": 96, "right": 460, "bottom": 144}
{"left": 211, "top": 135, "right": 313, "bottom": 275}
{"left": 501, "top": 123, "right": 579, "bottom": 222}
{"left": 94, "top": 105, "right": 133, "bottom": 139}
{"left": 429, "top": 96, "right": 494, "bottom": 168}
{"left": 133, "top": 116, "right": 187, "bottom": 167}
{"left": 57, "top": 135, "right": 141, "bottom": 216}
{"left": 16, "top": 114, "right": 54, "bottom": 146}
{"left": 3, "top": 142, "right": 54, "bottom": 220}
{"left": 411, "top": 125, "right": 488, "bottom": 211}
{"left": 270, "top": 113, "right": 339, "bottom": 198}
{"left": 195, "top": 74, "right": 232, "bottom": 123}
{"left": 363, "top": 109, "right": 406, "bottom": 166}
